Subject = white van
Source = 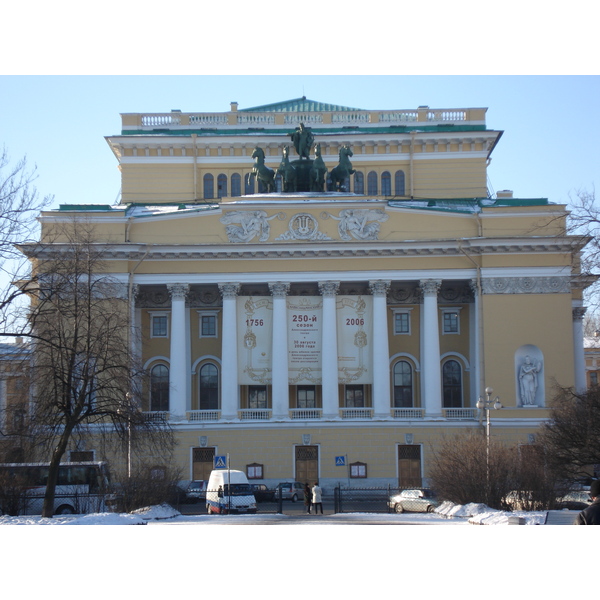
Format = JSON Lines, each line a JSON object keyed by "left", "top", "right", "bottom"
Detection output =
{"left": 206, "top": 469, "right": 257, "bottom": 514}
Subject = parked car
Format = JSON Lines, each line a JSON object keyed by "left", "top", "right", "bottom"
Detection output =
{"left": 276, "top": 482, "right": 305, "bottom": 502}
{"left": 555, "top": 490, "right": 592, "bottom": 510}
{"left": 250, "top": 483, "right": 276, "bottom": 502}
{"left": 185, "top": 480, "right": 208, "bottom": 503}
{"left": 388, "top": 489, "right": 439, "bottom": 513}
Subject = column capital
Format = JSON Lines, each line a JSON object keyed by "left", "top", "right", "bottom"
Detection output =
{"left": 268, "top": 281, "right": 290, "bottom": 298}
{"left": 218, "top": 282, "right": 241, "bottom": 299}
{"left": 318, "top": 280, "right": 340, "bottom": 297}
{"left": 419, "top": 279, "right": 442, "bottom": 296}
{"left": 369, "top": 280, "right": 391, "bottom": 297}
{"left": 167, "top": 283, "right": 189, "bottom": 301}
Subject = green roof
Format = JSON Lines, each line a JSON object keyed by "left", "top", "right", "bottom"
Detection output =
{"left": 241, "top": 97, "right": 363, "bottom": 113}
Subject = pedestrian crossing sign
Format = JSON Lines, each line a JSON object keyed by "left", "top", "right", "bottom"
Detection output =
{"left": 335, "top": 456, "right": 346, "bottom": 466}
{"left": 214, "top": 455, "right": 228, "bottom": 469}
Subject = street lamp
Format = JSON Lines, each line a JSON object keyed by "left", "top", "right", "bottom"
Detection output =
{"left": 476, "top": 387, "right": 502, "bottom": 503}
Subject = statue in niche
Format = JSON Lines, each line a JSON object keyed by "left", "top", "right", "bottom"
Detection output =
{"left": 289, "top": 122, "right": 314, "bottom": 160}
{"left": 309, "top": 143, "right": 328, "bottom": 192}
{"left": 325, "top": 208, "right": 389, "bottom": 241}
{"left": 519, "top": 355, "right": 542, "bottom": 406}
{"left": 220, "top": 210, "right": 274, "bottom": 243}
{"left": 276, "top": 146, "right": 297, "bottom": 192}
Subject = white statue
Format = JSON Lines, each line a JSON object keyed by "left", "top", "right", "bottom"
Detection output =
{"left": 220, "top": 210, "right": 274, "bottom": 243}
{"left": 519, "top": 355, "right": 542, "bottom": 406}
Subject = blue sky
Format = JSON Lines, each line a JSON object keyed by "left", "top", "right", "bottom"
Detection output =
{"left": 0, "top": 75, "right": 598, "bottom": 211}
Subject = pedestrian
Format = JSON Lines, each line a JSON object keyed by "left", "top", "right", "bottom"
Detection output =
{"left": 575, "top": 479, "right": 600, "bottom": 525}
{"left": 312, "top": 481, "right": 323, "bottom": 514}
{"left": 303, "top": 482, "right": 312, "bottom": 514}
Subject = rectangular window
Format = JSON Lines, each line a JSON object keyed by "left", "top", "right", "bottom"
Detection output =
{"left": 345, "top": 385, "right": 364, "bottom": 407}
{"left": 247, "top": 463, "right": 263, "bottom": 479}
{"left": 200, "top": 314, "right": 217, "bottom": 337}
{"left": 350, "top": 462, "right": 367, "bottom": 478}
{"left": 248, "top": 386, "right": 267, "bottom": 409}
{"left": 442, "top": 310, "right": 460, "bottom": 334}
{"left": 394, "top": 311, "right": 410, "bottom": 335}
{"left": 150, "top": 313, "right": 168, "bottom": 338}
{"left": 297, "top": 385, "right": 316, "bottom": 408}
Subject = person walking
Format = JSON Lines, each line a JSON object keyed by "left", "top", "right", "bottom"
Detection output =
{"left": 575, "top": 479, "right": 600, "bottom": 525}
{"left": 303, "top": 482, "right": 312, "bottom": 514}
{"left": 312, "top": 481, "right": 323, "bottom": 514}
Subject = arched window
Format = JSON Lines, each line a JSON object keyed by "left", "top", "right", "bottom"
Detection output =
{"left": 217, "top": 174, "right": 227, "bottom": 199}
{"left": 393, "top": 361, "right": 413, "bottom": 407}
{"left": 150, "top": 364, "right": 169, "bottom": 412}
{"left": 199, "top": 363, "right": 219, "bottom": 410}
{"left": 367, "top": 171, "right": 378, "bottom": 195}
{"left": 231, "top": 173, "right": 242, "bottom": 197}
{"left": 354, "top": 171, "right": 364, "bottom": 194}
{"left": 244, "top": 174, "right": 254, "bottom": 195}
{"left": 395, "top": 170, "right": 406, "bottom": 196}
{"left": 443, "top": 360, "right": 462, "bottom": 408}
{"left": 381, "top": 171, "right": 391, "bottom": 196}
{"left": 203, "top": 174, "right": 214, "bottom": 200}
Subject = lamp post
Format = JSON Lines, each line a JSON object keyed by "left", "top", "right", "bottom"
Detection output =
{"left": 476, "top": 387, "right": 502, "bottom": 503}
{"left": 118, "top": 392, "right": 133, "bottom": 479}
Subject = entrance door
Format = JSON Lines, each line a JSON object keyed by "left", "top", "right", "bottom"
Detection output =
{"left": 398, "top": 445, "right": 422, "bottom": 488}
{"left": 192, "top": 447, "right": 216, "bottom": 481}
{"left": 295, "top": 445, "right": 319, "bottom": 483}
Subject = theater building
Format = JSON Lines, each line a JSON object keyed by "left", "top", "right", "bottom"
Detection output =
{"left": 31, "top": 98, "right": 590, "bottom": 488}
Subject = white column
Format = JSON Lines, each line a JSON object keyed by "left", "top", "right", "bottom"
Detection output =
{"left": 269, "top": 282, "right": 290, "bottom": 420}
{"left": 319, "top": 281, "right": 340, "bottom": 419}
{"left": 420, "top": 279, "right": 442, "bottom": 417}
{"left": 167, "top": 283, "right": 189, "bottom": 420}
{"left": 219, "top": 283, "right": 240, "bottom": 420}
{"left": 369, "top": 280, "right": 391, "bottom": 419}
{"left": 573, "top": 305, "right": 587, "bottom": 393}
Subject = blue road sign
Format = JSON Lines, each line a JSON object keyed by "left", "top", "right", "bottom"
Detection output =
{"left": 335, "top": 456, "right": 346, "bottom": 466}
{"left": 214, "top": 455, "right": 228, "bottom": 469}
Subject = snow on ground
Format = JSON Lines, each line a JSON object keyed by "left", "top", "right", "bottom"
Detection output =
{"left": 0, "top": 500, "right": 547, "bottom": 524}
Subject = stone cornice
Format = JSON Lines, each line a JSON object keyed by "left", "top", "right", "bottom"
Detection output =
{"left": 19, "top": 236, "right": 586, "bottom": 262}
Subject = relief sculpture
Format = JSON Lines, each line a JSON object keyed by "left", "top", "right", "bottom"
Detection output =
{"left": 220, "top": 210, "right": 284, "bottom": 243}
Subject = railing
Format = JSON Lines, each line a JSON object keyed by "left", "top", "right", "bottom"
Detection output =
{"left": 143, "top": 411, "right": 169, "bottom": 423}
{"left": 129, "top": 107, "right": 480, "bottom": 132}
{"left": 239, "top": 409, "right": 272, "bottom": 421}
{"left": 340, "top": 407, "right": 373, "bottom": 419}
{"left": 187, "top": 410, "right": 220, "bottom": 422}
{"left": 443, "top": 408, "right": 477, "bottom": 420}
{"left": 290, "top": 408, "right": 323, "bottom": 420}
{"left": 391, "top": 408, "right": 425, "bottom": 419}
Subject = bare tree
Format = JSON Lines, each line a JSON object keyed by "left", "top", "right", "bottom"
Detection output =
{"left": 20, "top": 222, "right": 175, "bottom": 517}
{"left": 0, "top": 147, "right": 53, "bottom": 327}
{"left": 428, "top": 431, "right": 515, "bottom": 509}
{"left": 538, "top": 386, "right": 600, "bottom": 483}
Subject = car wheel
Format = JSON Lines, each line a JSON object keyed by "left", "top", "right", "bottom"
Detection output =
{"left": 292, "top": 494, "right": 298, "bottom": 502}
{"left": 426, "top": 505, "right": 435, "bottom": 513}
{"left": 394, "top": 503, "right": 404, "bottom": 514}
{"left": 55, "top": 505, "right": 75, "bottom": 515}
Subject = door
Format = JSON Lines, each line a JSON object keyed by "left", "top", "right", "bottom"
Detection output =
{"left": 295, "top": 445, "right": 319, "bottom": 484}
{"left": 192, "top": 447, "right": 216, "bottom": 481}
{"left": 398, "top": 444, "right": 422, "bottom": 488}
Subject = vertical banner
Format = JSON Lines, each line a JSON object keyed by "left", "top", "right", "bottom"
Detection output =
{"left": 237, "top": 296, "right": 272, "bottom": 384}
{"left": 336, "top": 295, "right": 373, "bottom": 383}
{"left": 287, "top": 296, "right": 323, "bottom": 383}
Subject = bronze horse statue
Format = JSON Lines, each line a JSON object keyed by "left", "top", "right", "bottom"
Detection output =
{"left": 249, "top": 146, "right": 276, "bottom": 193}
{"left": 329, "top": 145, "right": 355, "bottom": 192}
{"left": 309, "top": 143, "right": 328, "bottom": 192}
{"left": 276, "top": 146, "right": 297, "bottom": 192}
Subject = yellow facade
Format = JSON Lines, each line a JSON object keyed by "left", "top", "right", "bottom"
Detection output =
{"left": 26, "top": 98, "right": 591, "bottom": 490}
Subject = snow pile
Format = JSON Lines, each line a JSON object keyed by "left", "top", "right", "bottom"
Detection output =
{"left": 130, "top": 503, "right": 181, "bottom": 520}
{"left": 435, "top": 500, "right": 546, "bottom": 525}
{"left": 62, "top": 512, "right": 147, "bottom": 525}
